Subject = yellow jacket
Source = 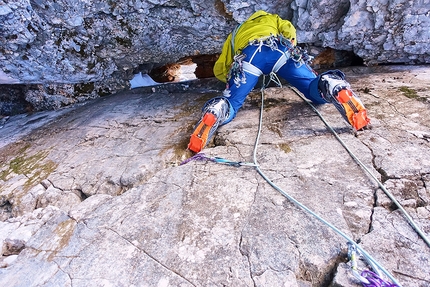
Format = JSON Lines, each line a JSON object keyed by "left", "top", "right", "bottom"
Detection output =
{"left": 213, "top": 10, "right": 297, "bottom": 82}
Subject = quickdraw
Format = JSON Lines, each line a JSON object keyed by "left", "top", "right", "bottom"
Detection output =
{"left": 226, "top": 54, "right": 247, "bottom": 88}
{"left": 278, "top": 34, "right": 314, "bottom": 67}
{"left": 347, "top": 243, "right": 399, "bottom": 287}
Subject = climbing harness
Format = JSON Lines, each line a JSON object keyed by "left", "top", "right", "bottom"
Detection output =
{"left": 247, "top": 34, "right": 313, "bottom": 69}
{"left": 227, "top": 34, "right": 313, "bottom": 90}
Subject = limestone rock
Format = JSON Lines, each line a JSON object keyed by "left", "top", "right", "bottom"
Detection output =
{"left": 0, "top": 0, "right": 428, "bottom": 91}
{"left": 2, "top": 238, "right": 25, "bottom": 256}
{"left": 0, "top": 66, "right": 429, "bottom": 286}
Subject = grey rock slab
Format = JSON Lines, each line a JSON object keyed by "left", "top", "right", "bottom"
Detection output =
{"left": 0, "top": 67, "right": 429, "bottom": 286}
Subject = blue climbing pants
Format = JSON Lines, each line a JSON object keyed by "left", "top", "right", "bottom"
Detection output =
{"left": 215, "top": 41, "right": 327, "bottom": 124}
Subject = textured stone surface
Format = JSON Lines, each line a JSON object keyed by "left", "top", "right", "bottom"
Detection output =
{"left": 1, "top": 0, "right": 429, "bottom": 88}
{"left": 0, "top": 66, "right": 429, "bottom": 286}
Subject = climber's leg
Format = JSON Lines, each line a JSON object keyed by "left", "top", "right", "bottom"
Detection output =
{"left": 187, "top": 66, "right": 262, "bottom": 153}
{"left": 276, "top": 59, "right": 325, "bottom": 103}
{"left": 188, "top": 97, "right": 233, "bottom": 153}
{"left": 315, "top": 70, "right": 371, "bottom": 130}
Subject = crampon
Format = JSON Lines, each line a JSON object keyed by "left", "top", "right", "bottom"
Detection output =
{"left": 336, "top": 89, "right": 371, "bottom": 130}
{"left": 188, "top": 112, "right": 217, "bottom": 153}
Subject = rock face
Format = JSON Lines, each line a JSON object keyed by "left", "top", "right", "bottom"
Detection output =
{"left": 0, "top": 66, "right": 429, "bottom": 286}
{"left": 1, "top": 0, "right": 429, "bottom": 88}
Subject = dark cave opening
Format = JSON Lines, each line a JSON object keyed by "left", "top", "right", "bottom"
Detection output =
{"left": 148, "top": 54, "right": 219, "bottom": 83}
{"left": 146, "top": 47, "right": 364, "bottom": 84}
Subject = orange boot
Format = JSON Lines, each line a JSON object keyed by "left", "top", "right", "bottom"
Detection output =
{"left": 319, "top": 71, "right": 371, "bottom": 130}
{"left": 336, "top": 89, "right": 371, "bottom": 130}
{"left": 188, "top": 98, "right": 231, "bottom": 153}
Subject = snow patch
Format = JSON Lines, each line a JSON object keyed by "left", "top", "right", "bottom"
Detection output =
{"left": 130, "top": 73, "right": 159, "bottom": 89}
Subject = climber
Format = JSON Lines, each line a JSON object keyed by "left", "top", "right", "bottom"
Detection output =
{"left": 187, "top": 10, "right": 371, "bottom": 153}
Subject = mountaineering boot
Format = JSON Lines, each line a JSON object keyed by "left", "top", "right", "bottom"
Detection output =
{"left": 318, "top": 71, "right": 371, "bottom": 130}
{"left": 188, "top": 97, "right": 231, "bottom": 153}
